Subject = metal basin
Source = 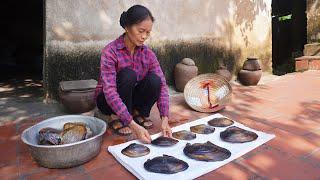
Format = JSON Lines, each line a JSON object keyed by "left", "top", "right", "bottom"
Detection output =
{"left": 21, "top": 115, "right": 107, "bottom": 168}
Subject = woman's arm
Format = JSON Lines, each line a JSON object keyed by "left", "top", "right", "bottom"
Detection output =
{"left": 148, "top": 50, "right": 172, "bottom": 137}
{"left": 148, "top": 51, "right": 169, "bottom": 119}
{"left": 100, "top": 47, "right": 132, "bottom": 125}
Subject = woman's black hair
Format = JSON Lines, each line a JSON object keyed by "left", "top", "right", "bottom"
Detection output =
{"left": 120, "top": 5, "right": 154, "bottom": 29}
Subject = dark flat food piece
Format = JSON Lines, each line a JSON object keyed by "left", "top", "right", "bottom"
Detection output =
{"left": 220, "top": 126, "right": 258, "bottom": 143}
{"left": 38, "top": 127, "right": 62, "bottom": 145}
{"left": 63, "top": 122, "right": 93, "bottom": 139}
{"left": 183, "top": 141, "right": 231, "bottom": 162}
{"left": 190, "top": 124, "right": 215, "bottom": 134}
{"left": 172, "top": 130, "right": 196, "bottom": 140}
{"left": 208, "top": 117, "right": 234, "bottom": 127}
{"left": 121, "top": 143, "right": 150, "bottom": 157}
{"left": 151, "top": 136, "right": 179, "bottom": 147}
{"left": 144, "top": 155, "right": 189, "bottom": 174}
{"left": 63, "top": 122, "right": 86, "bottom": 130}
{"left": 61, "top": 125, "right": 87, "bottom": 144}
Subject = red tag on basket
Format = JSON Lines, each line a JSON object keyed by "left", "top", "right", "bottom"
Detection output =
{"left": 199, "top": 80, "right": 218, "bottom": 109}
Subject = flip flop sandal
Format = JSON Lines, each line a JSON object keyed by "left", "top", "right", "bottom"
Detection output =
{"left": 133, "top": 116, "right": 153, "bottom": 129}
{"left": 108, "top": 120, "right": 132, "bottom": 136}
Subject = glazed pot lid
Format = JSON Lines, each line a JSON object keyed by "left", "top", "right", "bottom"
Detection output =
{"left": 60, "top": 79, "right": 97, "bottom": 91}
{"left": 181, "top": 58, "right": 196, "bottom": 66}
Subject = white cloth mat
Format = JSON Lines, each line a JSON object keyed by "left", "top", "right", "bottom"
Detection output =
{"left": 108, "top": 113, "right": 275, "bottom": 180}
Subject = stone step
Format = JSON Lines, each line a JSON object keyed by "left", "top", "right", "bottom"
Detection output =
{"left": 304, "top": 43, "right": 320, "bottom": 56}
{"left": 295, "top": 56, "right": 320, "bottom": 71}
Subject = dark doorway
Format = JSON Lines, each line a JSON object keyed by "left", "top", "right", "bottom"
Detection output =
{"left": 0, "top": 1, "right": 44, "bottom": 81}
{"left": 272, "top": 0, "right": 307, "bottom": 75}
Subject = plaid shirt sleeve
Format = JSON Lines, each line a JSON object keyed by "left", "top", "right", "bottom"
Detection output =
{"left": 100, "top": 47, "right": 132, "bottom": 125}
{"left": 148, "top": 50, "right": 169, "bottom": 117}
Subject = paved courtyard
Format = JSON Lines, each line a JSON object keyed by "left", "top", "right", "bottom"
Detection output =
{"left": 0, "top": 71, "right": 320, "bottom": 179}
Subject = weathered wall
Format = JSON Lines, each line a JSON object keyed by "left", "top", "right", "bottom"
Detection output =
{"left": 45, "top": 0, "right": 272, "bottom": 99}
{"left": 307, "top": 0, "right": 320, "bottom": 43}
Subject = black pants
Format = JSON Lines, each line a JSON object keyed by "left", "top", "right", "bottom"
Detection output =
{"left": 96, "top": 68, "right": 161, "bottom": 117}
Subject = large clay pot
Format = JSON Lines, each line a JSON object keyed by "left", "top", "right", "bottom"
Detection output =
{"left": 59, "top": 79, "right": 97, "bottom": 113}
{"left": 216, "top": 66, "right": 232, "bottom": 81}
{"left": 174, "top": 58, "right": 198, "bottom": 92}
{"left": 238, "top": 69, "right": 262, "bottom": 86}
{"left": 243, "top": 57, "right": 261, "bottom": 71}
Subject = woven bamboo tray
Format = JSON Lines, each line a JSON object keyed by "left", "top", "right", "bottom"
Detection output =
{"left": 183, "top": 73, "right": 232, "bottom": 112}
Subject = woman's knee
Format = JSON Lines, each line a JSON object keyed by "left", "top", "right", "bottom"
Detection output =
{"left": 117, "top": 68, "right": 137, "bottom": 85}
{"left": 96, "top": 92, "right": 112, "bottom": 115}
{"left": 146, "top": 73, "right": 161, "bottom": 90}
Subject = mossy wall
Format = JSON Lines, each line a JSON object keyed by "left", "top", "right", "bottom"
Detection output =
{"left": 45, "top": 37, "right": 272, "bottom": 99}
{"left": 44, "top": 41, "right": 103, "bottom": 99}
{"left": 150, "top": 39, "right": 241, "bottom": 85}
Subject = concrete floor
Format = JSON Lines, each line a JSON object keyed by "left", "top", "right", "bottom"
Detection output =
{"left": 0, "top": 71, "right": 320, "bottom": 179}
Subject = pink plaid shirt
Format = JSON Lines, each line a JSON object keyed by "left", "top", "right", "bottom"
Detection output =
{"left": 95, "top": 34, "right": 169, "bottom": 125}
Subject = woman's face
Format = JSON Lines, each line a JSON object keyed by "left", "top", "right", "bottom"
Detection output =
{"left": 125, "top": 17, "right": 153, "bottom": 46}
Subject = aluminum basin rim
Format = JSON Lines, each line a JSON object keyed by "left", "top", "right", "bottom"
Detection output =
{"left": 21, "top": 115, "right": 107, "bottom": 148}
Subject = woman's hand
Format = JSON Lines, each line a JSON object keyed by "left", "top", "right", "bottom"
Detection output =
{"left": 161, "top": 116, "right": 172, "bottom": 138}
{"left": 129, "top": 120, "right": 151, "bottom": 144}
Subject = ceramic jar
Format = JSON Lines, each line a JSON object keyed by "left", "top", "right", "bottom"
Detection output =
{"left": 243, "top": 57, "right": 261, "bottom": 71}
{"left": 59, "top": 79, "right": 97, "bottom": 113}
{"left": 216, "top": 65, "right": 232, "bottom": 81}
{"left": 174, "top": 58, "right": 198, "bottom": 92}
{"left": 238, "top": 58, "right": 262, "bottom": 86}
